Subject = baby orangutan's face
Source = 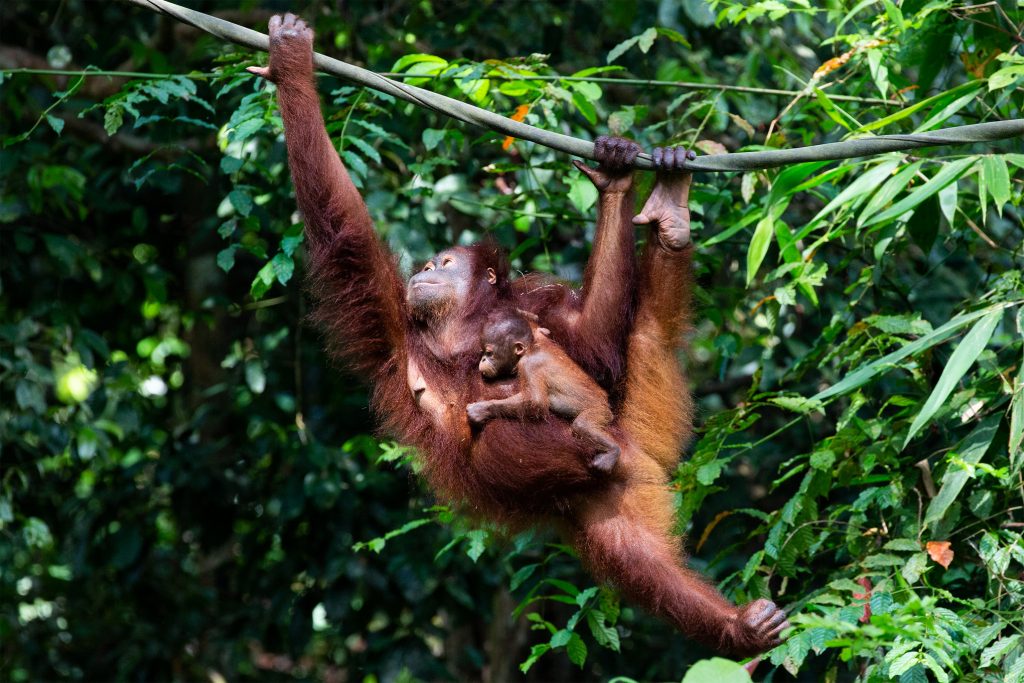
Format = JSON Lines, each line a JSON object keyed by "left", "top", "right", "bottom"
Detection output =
{"left": 479, "top": 338, "right": 526, "bottom": 380}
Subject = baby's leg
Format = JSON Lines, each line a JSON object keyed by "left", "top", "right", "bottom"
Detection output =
{"left": 571, "top": 407, "right": 620, "bottom": 473}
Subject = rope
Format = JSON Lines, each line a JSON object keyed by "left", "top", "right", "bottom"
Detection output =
{"left": 125, "top": 0, "right": 1022, "bottom": 173}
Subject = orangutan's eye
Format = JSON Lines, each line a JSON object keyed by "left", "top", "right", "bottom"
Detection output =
{"left": 442, "top": 257, "right": 454, "bottom": 267}
{"left": 423, "top": 262, "right": 435, "bottom": 271}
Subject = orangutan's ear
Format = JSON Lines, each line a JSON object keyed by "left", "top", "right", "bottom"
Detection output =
{"left": 487, "top": 267, "right": 497, "bottom": 285}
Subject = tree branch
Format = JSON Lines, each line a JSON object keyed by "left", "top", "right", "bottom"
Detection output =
{"left": 124, "top": 0, "right": 1023, "bottom": 173}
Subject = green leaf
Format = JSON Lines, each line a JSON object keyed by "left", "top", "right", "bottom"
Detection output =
{"left": 104, "top": 106, "right": 124, "bottom": 135}
{"left": 981, "top": 155, "right": 1011, "bottom": 216}
{"left": 899, "top": 665, "right": 928, "bottom": 683}
{"left": 572, "top": 90, "right": 597, "bottom": 125}
{"left": 901, "top": 552, "right": 929, "bottom": 583}
{"left": 568, "top": 173, "right": 598, "bottom": 214}
{"left": 938, "top": 180, "right": 957, "bottom": 226}
{"left": 46, "top": 114, "right": 65, "bottom": 135}
{"left": 746, "top": 216, "right": 774, "bottom": 286}
{"left": 919, "top": 652, "right": 949, "bottom": 683}
{"left": 656, "top": 27, "right": 690, "bottom": 47}
{"left": 465, "top": 529, "right": 487, "bottom": 562}
{"left": 519, "top": 644, "right": 550, "bottom": 673}
{"left": 251, "top": 261, "right": 276, "bottom": 300}
{"left": 220, "top": 156, "right": 244, "bottom": 174}
{"left": 769, "top": 396, "right": 824, "bottom": 414}
{"left": 681, "top": 657, "right": 753, "bottom": 683}
{"left": 345, "top": 136, "right": 381, "bottom": 164}
{"left": 903, "top": 309, "right": 1001, "bottom": 448}
{"left": 566, "top": 633, "right": 587, "bottom": 667}
{"left": 637, "top": 27, "right": 658, "bottom": 53}
{"left": 510, "top": 563, "right": 538, "bottom": 591}
{"left": 1011, "top": 361, "right": 1024, "bottom": 466}
{"left": 571, "top": 66, "right": 625, "bottom": 78}
{"left": 228, "top": 189, "right": 253, "bottom": 217}
{"left": 569, "top": 80, "right": 602, "bottom": 102}
{"left": 915, "top": 90, "right": 980, "bottom": 132}
{"left": 856, "top": 81, "right": 981, "bottom": 133}
{"left": 882, "top": 0, "right": 903, "bottom": 29}
{"left": 216, "top": 246, "right": 236, "bottom": 273}
{"left": 883, "top": 539, "right": 922, "bottom": 552}
{"left": 15, "top": 381, "right": 46, "bottom": 414}
{"left": 804, "top": 159, "right": 900, "bottom": 233}
{"left": 863, "top": 157, "right": 974, "bottom": 228}
{"left": 607, "top": 35, "right": 640, "bottom": 63}
{"left": 549, "top": 629, "right": 572, "bottom": 648}
{"left": 981, "top": 634, "right": 1021, "bottom": 668}
{"left": 890, "top": 651, "right": 921, "bottom": 677}
{"left": 814, "top": 304, "right": 1010, "bottom": 401}
{"left": 422, "top": 128, "right": 446, "bottom": 151}
{"left": 391, "top": 53, "right": 448, "bottom": 73}
{"left": 271, "top": 253, "right": 294, "bottom": 285}
{"left": 586, "top": 611, "right": 620, "bottom": 651}
{"left": 924, "top": 415, "right": 1000, "bottom": 527}
{"left": 245, "top": 360, "right": 266, "bottom": 394}
{"left": 989, "top": 64, "right": 1024, "bottom": 90}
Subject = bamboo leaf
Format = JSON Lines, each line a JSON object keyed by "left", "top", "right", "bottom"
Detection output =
{"left": 814, "top": 304, "right": 1010, "bottom": 401}
{"left": 981, "top": 155, "right": 1011, "bottom": 217}
{"left": 924, "top": 416, "right": 1000, "bottom": 527}
{"left": 915, "top": 90, "right": 980, "bottom": 132}
{"left": 746, "top": 216, "right": 774, "bottom": 286}
{"left": 938, "top": 180, "right": 957, "bottom": 226}
{"left": 863, "top": 157, "right": 975, "bottom": 227}
{"left": 857, "top": 161, "right": 923, "bottom": 227}
{"left": 803, "top": 159, "right": 900, "bottom": 235}
{"left": 855, "top": 81, "right": 982, "bottom": 133}
{"left": 903, "top": 310, "right": 1001, "bottom": 448}
{"left": 1010, "top": 360, "right": 1024, "bottom": 467}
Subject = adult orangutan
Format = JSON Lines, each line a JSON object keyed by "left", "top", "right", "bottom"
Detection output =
{"left": 248, "top": 13, "right": 789, "bottom": 658}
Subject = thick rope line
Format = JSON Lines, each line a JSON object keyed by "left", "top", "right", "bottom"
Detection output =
{"left": 126, "top": 0, "right": 1022, "bottom": 173}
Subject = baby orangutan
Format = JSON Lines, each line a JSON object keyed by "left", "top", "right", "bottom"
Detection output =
{"left": 467, "top": 311, "right": 620, "bottom": 473}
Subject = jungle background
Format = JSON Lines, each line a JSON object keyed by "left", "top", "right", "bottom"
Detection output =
{"left": 2, "top": 1, "right": 1023, "bottom": 681}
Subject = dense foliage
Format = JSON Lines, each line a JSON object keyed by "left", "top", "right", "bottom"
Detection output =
{"left": 2, "top": 1, "right": 1022, "bottom": 681}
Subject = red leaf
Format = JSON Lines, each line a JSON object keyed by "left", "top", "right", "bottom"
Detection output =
{"left": 853, "top": 577, "right": 872, "bottom": 623}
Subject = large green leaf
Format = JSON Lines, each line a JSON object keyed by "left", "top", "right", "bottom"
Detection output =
{"left": 681, "top": 658, "right": 753, "bottom": 683}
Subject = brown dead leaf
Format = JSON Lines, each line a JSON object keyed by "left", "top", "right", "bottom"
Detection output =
{"left": 695, "top": 139, "right": 727, "bottom": 156}
{"left": 926, "top": 540, "right": 954, "bottom": 569}
{"left": 728, "top": 113, "right": 755, "bottom": 139}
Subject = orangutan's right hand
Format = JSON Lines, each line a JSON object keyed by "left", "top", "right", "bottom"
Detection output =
{"left": 246, "top": 13, "right": 314, "bottom": 86}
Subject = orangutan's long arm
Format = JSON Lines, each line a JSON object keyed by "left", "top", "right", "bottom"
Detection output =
{"left": 547, "top": 137, "right": 642, "bottom": 387}
{"left": 248, "top": 14, "right": 406, "bottom": 378}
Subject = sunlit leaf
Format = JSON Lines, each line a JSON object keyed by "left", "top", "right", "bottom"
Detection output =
{"left": 746, "top": 216, "right": 774, "bottom": 286}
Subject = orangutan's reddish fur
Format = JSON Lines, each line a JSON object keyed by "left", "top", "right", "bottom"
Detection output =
{"left": 257, "top": 13, "right": 787, "bottom": 658}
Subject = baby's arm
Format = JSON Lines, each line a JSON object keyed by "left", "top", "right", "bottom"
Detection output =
{"left": 467, "top": 360, "right": 549, "bottom": 425}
